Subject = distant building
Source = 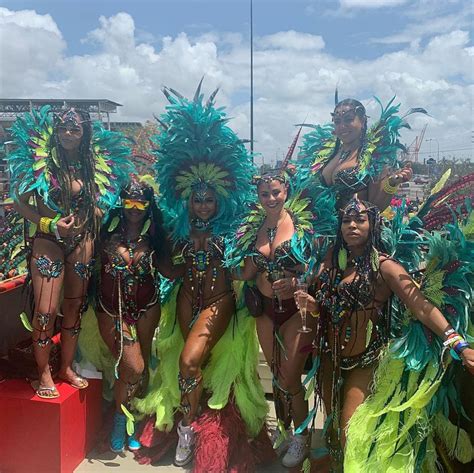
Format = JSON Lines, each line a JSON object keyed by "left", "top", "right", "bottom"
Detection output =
{"left": 0, "top": 98, "right": 121, "bottom": 132}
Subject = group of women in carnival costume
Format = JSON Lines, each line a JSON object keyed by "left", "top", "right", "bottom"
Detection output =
{"left": 7, "top": 85, "right": 474, "bottom": 473}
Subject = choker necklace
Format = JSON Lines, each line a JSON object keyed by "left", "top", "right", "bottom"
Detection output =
{"left": 192, "top": 218, "right": 211, "bottom": 232}
{"left": 339, "top": 146, "right": 359, "bottom": 163}
{"left": 266, "top": 210, "right": 288, "bottom": 245}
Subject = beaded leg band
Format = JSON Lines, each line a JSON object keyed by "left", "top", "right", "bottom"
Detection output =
{"left": 32, "top": 312, "right": 54, "bottom": 348}
{"left": 72, "top": 258, "right": 96, "bottom": 280}
{"left": 273, "top": 378, "right": 305, "bottom": 429}
{"left": 178, "top": 372, "right": 202, "bottom": 416}
{"left": 34, "top": 255, "right": 64, "bottom": 280}
{"left": 117, "top": 376, "right": 141, "bottom": 407}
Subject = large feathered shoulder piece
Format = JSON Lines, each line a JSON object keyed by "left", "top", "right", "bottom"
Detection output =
{"left": 91, "top": 122, "right": 135, "bottom": 213}
{"left": 409, "top": 170, "right": 474, "bottom": 232}
{"left": 358, "top": 97, "right": 427, "bottom": 180}
{"left": 153, "top": 80, "right": 255, "bottom": 241}
{"left": 7, "top": 105, "right": 133, "bottom": 214}
{"left": 8, "top": 105, "right": 59, "bottom": 210}
{"left": 297, "top": 97, "right": 427, "bottom": 185}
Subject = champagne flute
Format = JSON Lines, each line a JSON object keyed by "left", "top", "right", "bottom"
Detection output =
{"left": 296, "top": 280, "right": 312, "bottom": 333}
{"left": 271, "top": 269, "right": 285, "bottom": 313}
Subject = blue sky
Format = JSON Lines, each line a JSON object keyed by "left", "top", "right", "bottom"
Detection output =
{"left": 0, "top": 0, "right": 472, "bottom": 161}
{"left": 1, "top": 0, "right": 428, "bottom": 58}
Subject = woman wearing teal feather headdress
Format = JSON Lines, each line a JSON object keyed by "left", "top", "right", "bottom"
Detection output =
{"left": 298, "top": 96, "right": 426, "bottom": 210}
{"left": 225, "top": 136, "right": 338, "bottom": 468}
{"left": 133, "top": 82, "right": 270, "bottom": 471}
{"left": 299, "top": 197, "right": 474, "bottom": 472}
{"left": 7, "top": 106, "right": 133, "bottom": 399}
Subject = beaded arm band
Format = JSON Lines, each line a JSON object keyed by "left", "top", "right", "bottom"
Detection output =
{"left": 39, "top": 217, "right": 53, "bottom": 234}
{"left": 382, "top": 177, "right": 399, "bottom": 195}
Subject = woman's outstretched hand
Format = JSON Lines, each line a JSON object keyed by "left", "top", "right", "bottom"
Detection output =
{"left": 389, "top": 163, "right": 413, "bottom": 186}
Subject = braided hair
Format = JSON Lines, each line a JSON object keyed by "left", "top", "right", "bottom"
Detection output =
{"left": 51, "top": 108, "right": 100, "bottom": 237}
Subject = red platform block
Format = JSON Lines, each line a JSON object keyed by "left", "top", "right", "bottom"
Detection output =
{"left": 0, "top": 378, "right": 102, "bottom": 473}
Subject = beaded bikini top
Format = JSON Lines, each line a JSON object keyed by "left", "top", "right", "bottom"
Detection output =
{"left": 320, "top": 165, "right": 370, "bottom": 208}
{"left": 103, "top": 237, "right": 154, "bottom": 281}
{"left": 253, "top": 239, "right": 299, "bottom": 274}
{"left": 180, "top": 235, "right": 225, "bottom": 268}
{"left": 316, "top": 260, "right": 374, "bottom": 324}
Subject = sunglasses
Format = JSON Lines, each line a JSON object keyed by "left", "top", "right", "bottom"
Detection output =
{"left": 57, "top": 125, "right": 83, "bottom": 136}
{"left": 123, "top": 199, "right": 150, "bottom": 210}
{"left": 332, "top": 111, "right": 357, "bottom": 126}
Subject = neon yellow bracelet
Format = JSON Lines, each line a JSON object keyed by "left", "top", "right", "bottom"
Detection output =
{"left": 383, "top": 177, "right": 399, "bottom": 195}
{"left": 39, "top": 217, "right": 53, "bottom": 234}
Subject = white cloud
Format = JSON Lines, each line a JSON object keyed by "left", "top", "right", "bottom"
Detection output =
{"left": 370, "top": 4, "right": 472, "bottom": 44}
{"left": 339, "top": 0, "right": 408, "bottom": 8}
{"left": 0, "top": 8, "right": 65, "bottom": 97}
{"left": 0, "top": 8, "right": 472, "bottom": 164}
{"left": 259, "top": 31, "right": 325, "bottom": 50}
{"left": 0, "top": 7, "right": 61, "bottom": 35}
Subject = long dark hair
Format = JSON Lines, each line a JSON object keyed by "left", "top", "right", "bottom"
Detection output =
{"left": 51, "top": 108, "right": 100, "bottom": 237}
{"left": 101, "top": 181, "right": 171, "bottom": 262}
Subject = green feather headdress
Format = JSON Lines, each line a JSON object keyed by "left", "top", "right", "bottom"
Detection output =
{"left": 298, "top": 96, "right": 428, "bottom": 193}
{"left": 153, "top": 80, "right": 255, "bottom": 242}
{"left": 7, "top": 105, "right": 134, "bottom": 216}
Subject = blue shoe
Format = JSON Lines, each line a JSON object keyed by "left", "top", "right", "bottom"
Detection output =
{"left": 128, "top": 424, "right": 142, "bottom": 451}
{"left": 110, "top": 413, "right": 126, "bottom": 453}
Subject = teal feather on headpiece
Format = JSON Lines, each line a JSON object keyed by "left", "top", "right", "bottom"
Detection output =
{"left": 7, "top": 104, "right": 134, "bottom": 217}
{"left": 297, "top": 96, "right": 428, "bottom": 192}
{"left": 153, "top": 82, "right": 255, "bottom": 242}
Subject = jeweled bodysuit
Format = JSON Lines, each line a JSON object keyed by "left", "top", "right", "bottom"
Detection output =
{"left": 178, "top": 235, "right": 232, "bottom": 327}
{"left": 314, "top": 255, "right": 391, "bottom": 462}
{"left": 98, "top": 234, "right": 158, "bottom": 329}
{"left": 251, "top": 213, "right": 303, "bottom": 326}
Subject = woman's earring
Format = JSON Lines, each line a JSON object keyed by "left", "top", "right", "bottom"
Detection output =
{"left": 370, "top": 246, "right": 380, "bottom": 272}
{"left": 141, "top": 218, "right": 151, "bottom": 236}
{"left": 338, "top": 247, "right": 348, "bottom": 270}
{"left": 108, "top": 215, "right": 120, "bottom": 232}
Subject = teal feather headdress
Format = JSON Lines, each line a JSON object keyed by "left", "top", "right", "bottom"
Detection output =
{"left": 298, "top": 96, "right": 428, "bottom": 189}
{"left": 7, "top": 105, "right": 134, "bottom": 216}
{"left": 153, "top": 81, "right": 255, "bottom": 242}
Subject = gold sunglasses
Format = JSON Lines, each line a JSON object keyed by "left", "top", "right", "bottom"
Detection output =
{"left": 123, "top": 199, "right": 149, "bottom": 210}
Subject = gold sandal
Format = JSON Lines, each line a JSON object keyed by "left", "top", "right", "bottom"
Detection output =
{"left": 59, "top": 372, "right": 89, "bottom": 390}
{"left": 31, "top": 380, "right": 60, "bottom": 399}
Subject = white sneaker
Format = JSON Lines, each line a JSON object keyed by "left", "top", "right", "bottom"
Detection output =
{"left": 271, "top": 428, "right": 292, "bottom": 457}
{"left": 174, "top": 421, "right": 195, "bottom": 467}
{"left": 281, "top": 433, "right": 309, "bottom": 468}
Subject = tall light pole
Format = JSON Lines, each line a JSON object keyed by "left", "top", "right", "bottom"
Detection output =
{"left": 250, "top": 0, "right": 254, "bottom": 156}
{"left": 426, "top": 138, "right": 439, "bottom": 161}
